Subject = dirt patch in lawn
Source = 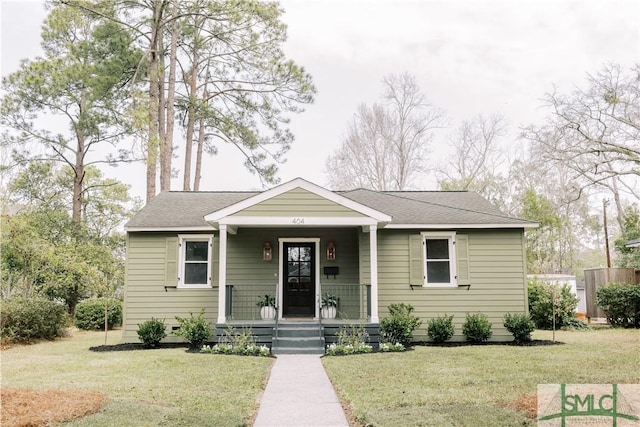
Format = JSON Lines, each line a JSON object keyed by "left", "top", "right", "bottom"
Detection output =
{"left": 1, "top": 388, "right": 107, "bottom": 427}
{"left": 507, "top": 393, "right": 538, "bottom": 418}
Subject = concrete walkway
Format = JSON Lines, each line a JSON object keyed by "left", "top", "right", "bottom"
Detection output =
{"left": 253, "top": 355, "right": 350, "bottom": 427}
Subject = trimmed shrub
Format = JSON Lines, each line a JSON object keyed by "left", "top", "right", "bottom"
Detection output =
{"left": 597, "top": 283, "right": 640, "bottom": 328}
{"left": 74, "top": 298, "right": 122, "bottom": 331}
{"left": 426, "top": 314, "right": 455, "bottom": 343}
{"left": 528, "top": 279, "right": 578, "bottom": 329}
{"left": 0, "top": 297, "right": 69, "bottom": 343}
{"left": 503, "top": 312, "right": 535, "bottom": 343}
{"left": 174, "top": 309, "right": 211, "bottom": 349}
{"left": 137, "top": 318, "right": 167, "bottom": 348}
{"left": 462, "top": 312, "right": 493, "bottom": 343}
{"left": 380, "top": 303, "right": 422, "bottom": 346}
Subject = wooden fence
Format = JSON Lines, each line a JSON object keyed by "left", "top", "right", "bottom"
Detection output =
{"left": 583, "top": 268, "right": 638, "bottom": 319}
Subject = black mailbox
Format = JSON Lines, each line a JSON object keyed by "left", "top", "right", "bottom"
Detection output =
{"left": 323, "top": 266, "right": 339, "bottom": 278}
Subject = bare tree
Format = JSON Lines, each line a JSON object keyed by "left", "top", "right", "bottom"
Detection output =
{"left": 325, "top": 73, "right": 445, "bottom": 190}
{"left": 523, "top": 63, "right": 640, "bottom": 227}
{"left": 437, "top": 114, "right": 508, "bottom": 204}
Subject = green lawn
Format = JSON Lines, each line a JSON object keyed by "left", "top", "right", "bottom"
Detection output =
{"left": 322, "top": 328, "right": 640, "bottom": 426}
{"left": 1, "top": 329, "right": 274, "bottom": 426}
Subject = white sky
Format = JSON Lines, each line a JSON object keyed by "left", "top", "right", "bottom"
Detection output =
{"left": 1, "top": 0, "right": 639, "bottom": 201}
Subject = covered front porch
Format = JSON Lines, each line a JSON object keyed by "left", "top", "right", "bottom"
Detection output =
{"left": 212, "top": 226, "right": 383, "bottom": 353}
{"left": 205, "top": 179, "right": 392, "bottom": 326}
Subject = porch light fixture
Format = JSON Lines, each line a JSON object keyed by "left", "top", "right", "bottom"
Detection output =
{"left": 326, "top": 241, "right": 336, "bottom": 260}
{"left": 263, "top": 242, "right": 272, "bottom": 261}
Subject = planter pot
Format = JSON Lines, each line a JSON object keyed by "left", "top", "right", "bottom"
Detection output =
{"left": 260, "top": 306, "right": 276, "bottom": 320}
{"left": 321, "top": 306, "right": 337, "bottom": 319}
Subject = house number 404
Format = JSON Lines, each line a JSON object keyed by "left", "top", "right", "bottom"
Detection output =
{"left": 292, "top": 218, "right": 305, "bottom": 224}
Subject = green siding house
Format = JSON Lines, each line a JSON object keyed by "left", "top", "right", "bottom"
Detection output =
{"left": 123, "top": 178, "right": 536, "bottom": 348}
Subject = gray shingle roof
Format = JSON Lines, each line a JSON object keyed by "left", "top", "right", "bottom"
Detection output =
{"left": 126, "top": 187, "right": 534, "bottom": 229}
{"left": 126, "top": 191, "right": 257, "bottom": 228}
{"left": 339, "top": 189, "right": 528, "bottom": 225}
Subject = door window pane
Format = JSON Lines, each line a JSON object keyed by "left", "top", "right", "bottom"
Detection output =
{"left": 299, "top": 247, "right": 311, "bottom": 261}
{"left": 299, "top": 262, "right": 311, "bottom": 277}
{"left": 288, "top": 247, "right": 299, "bottom": 261}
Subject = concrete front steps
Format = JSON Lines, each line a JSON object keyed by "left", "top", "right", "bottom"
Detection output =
{"left": 271, "top": 321, "right": 325, "bottom": 355}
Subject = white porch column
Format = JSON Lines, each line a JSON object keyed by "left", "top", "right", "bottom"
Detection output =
{"left": 217, "top": 224, "right": 228, "bottom": 324}
{"left": 369, "top": 224, "right": 379, "bottom": 323}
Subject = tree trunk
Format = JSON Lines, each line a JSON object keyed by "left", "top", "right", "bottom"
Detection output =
{"left": 73, "top": 135, "right": 85, "bottom": 237}
{"left": 157, "top": 34, "right": 166, "bottom": 191}
{"left": 161, "top": 4, "right": 178, "bottom": 192}
{"left": 193, "top": 88, "right": 207, "bottom": 191}
{"left": 146, "top": 0, "right": 165, "bottom": 202}
{"left": 610, "top": 176, "right": 625, "bottom": 228}
{"left": 182, "top": 50, "right": 199, "bottom": 191}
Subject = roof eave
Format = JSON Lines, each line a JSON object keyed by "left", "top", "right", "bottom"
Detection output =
{"left": 126, "top": 225, "right": 215, "bottom": 232}
{"left": 383, "top": 222, "right": 539, "bottom": 229}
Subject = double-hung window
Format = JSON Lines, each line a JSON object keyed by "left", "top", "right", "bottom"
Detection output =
{"left": 422, "top": 232, "right": 456, "bottom": 286}
{"left": 178, "top": 235, "right": 213, "bottom": 288}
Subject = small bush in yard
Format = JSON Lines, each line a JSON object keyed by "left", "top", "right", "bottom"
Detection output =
{"left": 137, "top": 318, "right": 167, "bottom": 348}
{"left": 202, "top": 326, "right": 270, "bottom": 356}
{"left": 528, "top": 279, "right": 578, "bottom": 329}
{"left": 462, "top": 312, "right": 493, "bottom": 343}
{"left": 0, "top": 298, "right": 69, "bottom": 343}
{"left": 503, "top": 312, "right": 535, "bottom": 343}
{"left": 380, "top": 303, "right": 422, "bottom": 346}
{"left": 325, "top": 322, "right": 372, "bottom": 355}
{"left": 426, "top": 314, "right": 455, "bottom": 343}
{"left": 597, "top": 283, "right": 640, "bottom": 328}
{"left": 74, "top": 298, "right": 122, "bottom": 331}
{"left": 174, "top": 309, "right": 211, "bottom": 349}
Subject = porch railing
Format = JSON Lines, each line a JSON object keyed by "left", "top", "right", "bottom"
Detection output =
{"left": 321, "top": 283, "right": 369, "bottom": 321}
{"left": 223, "top": 283, "right": 370, "bottom": 322}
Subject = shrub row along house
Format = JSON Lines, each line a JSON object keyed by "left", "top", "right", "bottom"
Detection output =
{"left": 123, "top": 178, "right": 536, "bottom": 352}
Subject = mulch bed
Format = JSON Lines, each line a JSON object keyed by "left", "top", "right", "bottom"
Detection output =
{"left": 90, "top": 339, "right": 564, "bottom": 352}
{"left": 1, "top": 388, "right": 106, "bottom": 427}
{"left": 89, "top": 342, "right": 197, "bottom": 352}
{"left": 418, "top": 339, "right": 564, "bottom": 347}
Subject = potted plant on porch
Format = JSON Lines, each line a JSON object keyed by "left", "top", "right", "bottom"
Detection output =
{"left": 321, "top": 292, "right": 338, "bottom": 319}
{"left": 256, "top": 295, "right": 276, "bottom": 320}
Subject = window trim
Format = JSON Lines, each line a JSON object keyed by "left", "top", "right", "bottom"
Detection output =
{"left": 421, "top": 231, "right": 457, "bottom": 287}
{"left": 178, "top": 234, "right": 213, "bottom": 289}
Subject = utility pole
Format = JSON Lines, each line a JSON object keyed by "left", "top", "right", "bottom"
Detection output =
{"left": 603, "top": 199, "right": 611, "bottom": 268}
